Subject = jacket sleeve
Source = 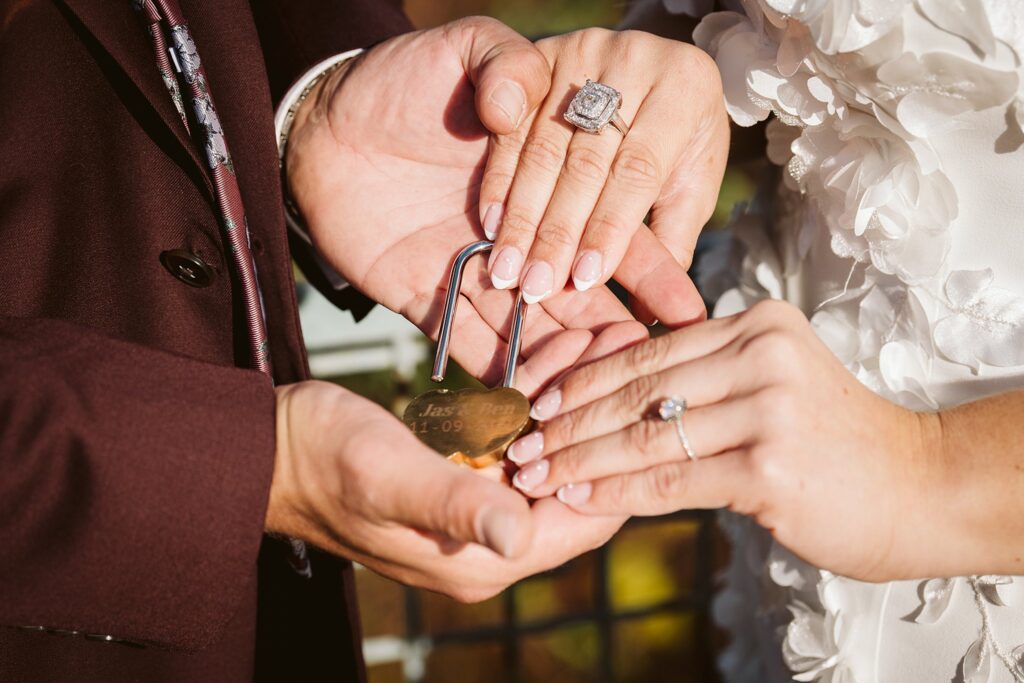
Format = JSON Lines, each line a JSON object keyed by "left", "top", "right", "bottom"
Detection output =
{"left": 250, "top": 0, "right": 414, "bottom": 106}
{"left": 250, "top": 0, "right": 414, "bottom": 318}
{"left": 0, "top": 317, "right": 277, "bottom": 650}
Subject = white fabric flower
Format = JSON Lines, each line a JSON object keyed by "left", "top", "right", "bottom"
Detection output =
{"left": 695, "top": 12, "right": 780, "bottom": 126}
{"left": 934, "top": 270, "right": 1024, "bottom": 370}
{"left": 874, "top": 51, "right": 1018, "bottom": 138}
{"left": 782, "top": 577, "right": 854, "bottom": 682}
{"left": 792, "top": 117, "right": 957, "bottom": 283}
{"left": 762, "top": 0, "right": 908, "bottom": 54}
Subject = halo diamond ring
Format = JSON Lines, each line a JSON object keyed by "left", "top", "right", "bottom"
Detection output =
{"left": 564, "top": 80, "right": 631, "bottom": 136}
{"left": 657, "top": 396, "right": 697, "bottom": 462}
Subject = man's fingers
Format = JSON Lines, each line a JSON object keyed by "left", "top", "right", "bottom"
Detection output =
{"left": 613, "top": 228, "right": 705, "bottom": 327}
{"left": 449, "top": 17, "right": 552, "bottom": 135}
{"left": 386, "top": 445, "right": 535, "bottom": 559}
{"left": 560, "top": 451, "right": 747, "bottom": 516}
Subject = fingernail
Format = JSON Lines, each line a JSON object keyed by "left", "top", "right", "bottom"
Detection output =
{"left": 512, "top": 459, "right": 549, "bottom": 492}
{"left": 476, "top": 507, "right": 519, "bottom": 558}
{"left": 489, "top": 80, "right": 527, "bottom": 130}
{"left": 521, "top": 261, "right": 554, "bottom": 304}
{"left": 530, "top": 389, "right": 561, "bottom": 421}
{"left": 507, "top": 431, "right": 544, "bottom": 464}
{"left": 572, "top": 251, "right": 603, "bottom": 291}
{"left": 557, "top": 482, "right": 592, "bottom": 507}
{"left": 483, "top": 204, "right": 503, "bottom": 241}
{"left": 490, "top": 247, "right": 523, "bottom": 290}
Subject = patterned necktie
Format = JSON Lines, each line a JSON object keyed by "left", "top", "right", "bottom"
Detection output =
{"left": 134, "top": 0, "right": 312, "bottom": 577}
{"left": 134, "top": 0, "right": 271, "bottom": 376}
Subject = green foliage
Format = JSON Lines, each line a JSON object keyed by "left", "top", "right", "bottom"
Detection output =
{"left": 484, "top": 0, "right": 623, "bottom": 35}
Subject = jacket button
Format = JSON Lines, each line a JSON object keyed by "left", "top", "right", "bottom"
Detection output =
{"left": 160, "top": 250, "right": 216, "bottom": 287}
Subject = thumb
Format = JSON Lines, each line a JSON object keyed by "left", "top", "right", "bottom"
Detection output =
{"left": 386, "top": 438, "right": 534, "bottom": 558}
{"left": 446, "top": 16, "right": 551, "bottom": 135}
{"left": 613, "top": 228, "right": 706, "bottom": 328}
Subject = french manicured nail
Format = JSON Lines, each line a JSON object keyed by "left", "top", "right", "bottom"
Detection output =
{"left": 521, "top": 261, "right": 554, "bottom": 304}
{"left": 572, "top": 251, "right": 603, "bottom": 291}
{"left": 557, "top": 482, "right": 592, "bottom": 507}
{"left": 530, "top": 390, "right": 561, "bottom": 421}
{"left": 512, "top": 459, "right": 549, "bottom": 492}
{"left": 476, "top": 507, "right": 519, "bottom": 558}
{"left": 507, "top": 431, "right": 544, "bottom": 464}
{"left": 489, "top": 80, "right": 527, "bottom": 130}
{"left": 490, "top": 247, "right": 523, "bottom": 290}
{"left": 483, "top": 204, "right": 503, "bottom": 241}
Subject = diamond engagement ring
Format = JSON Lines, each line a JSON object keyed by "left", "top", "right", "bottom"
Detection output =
{"left": 564, "top": 80, "right": 631, "bottom": 135}
{"left": 657, "top": 396, "right": 697, "bottom": 462}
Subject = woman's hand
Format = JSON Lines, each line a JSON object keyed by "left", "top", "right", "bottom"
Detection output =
{"left": 287, "top": 20, "right": 720, "bottom": 387}
{"left": 482, "top": 29, "right": 729, "bottom": 319}
{"left": 505, "top": 299, "right": 954, "bottom": 582}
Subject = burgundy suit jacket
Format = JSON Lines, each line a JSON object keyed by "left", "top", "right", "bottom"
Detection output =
{"left": 0, "top": 1, "right": 412, "bottom": 680}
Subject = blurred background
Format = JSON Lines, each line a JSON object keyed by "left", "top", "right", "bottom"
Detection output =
{"left": 296, "top": 1, "right": 759, "bottom": 682}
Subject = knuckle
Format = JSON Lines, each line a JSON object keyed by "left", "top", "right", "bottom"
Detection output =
{"left": 646, "top": 462, "right": 684, "bottom": 502}
{"left": 563, "top": 146, "right": 609, "bottom": 184}
{"left": 535, "top": 221, "right": 579, "bottom": 251}
{"left": 742, "top": 328, "right": 799, "bottom": 367}
{"left": 482, "top": 169, "right": 515, "bottom": 196}
{"left": 622, "top": 374, "right": 659, "bottom": 416}
{"left": 602, "top": 473, "right": 631, "bottom": 508}
{"left": 611, "top": 143, "right": 662, "bottom": 191}
{"left": 746, "top": 445, "right": 785, "bottom": 492}
{"left": 521, "top": 134, "right": 566, "bottom": 175}
{"left": 585, "top": 211, "right": 631, "bottom": 240}
{"left": 577, "top": 27, "right": 614, "bottom": 52}
{"left": 500, "top": 208, "right": 539, "bottom": 242}
{"left": 552, "top": 448, "right": 585, "bottom": 483}
{"left": 628, "top": 418, "right": 662, "bottom": 457}
{"left": 748, "top": 298, "right": 800, "bottom": 326}
{"left": 557, "top": 408, "right": 589, "bottom": 447}
{"left": 627, "top": 335, "right": 673, "bottom": 376}
{"left": 684, "top": 46, "right": 723, "bottom": 94}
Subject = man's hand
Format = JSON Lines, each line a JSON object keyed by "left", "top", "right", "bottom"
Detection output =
{"left": 285, "top": 18, "right": 710, "bottom": 386}
{"left": 265, "top": 377, "right": 627, "bottom": 601}
{"left": 265, "top": 323, "right": 644, "bottom": 599}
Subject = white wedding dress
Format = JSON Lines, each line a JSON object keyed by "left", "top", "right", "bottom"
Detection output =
{"left": 629, "top": 0, "right": 1024, "bottom": 681}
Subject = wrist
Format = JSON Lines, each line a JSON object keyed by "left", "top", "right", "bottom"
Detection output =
{"left": 908, "top": 406, "right": 981, "bottom": 576}
{"left": 266, "top": 384, "right": 302, "bottom": 537}
{"left": 275, "top": 49, "right": 364, "bottom": 232}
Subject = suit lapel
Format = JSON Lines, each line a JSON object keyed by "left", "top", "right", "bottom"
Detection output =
{"left": 60, "top": 0, "right": 210, "bottom": 194}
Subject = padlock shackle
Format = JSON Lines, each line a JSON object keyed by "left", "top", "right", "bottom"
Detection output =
{"left": 431, "top": 240, "right": 527, "bottom": 389}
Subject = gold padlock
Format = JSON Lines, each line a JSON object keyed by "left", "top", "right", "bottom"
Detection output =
{"left": 402, "top": 241, "right": 531, "bottom": 468}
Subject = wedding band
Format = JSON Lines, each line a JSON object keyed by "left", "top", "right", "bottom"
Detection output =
{"left": 564, "top": 80, "right": 631, "bottom": 136}
{"left": 657, "top": 396, "right": 697, "bottom": 462}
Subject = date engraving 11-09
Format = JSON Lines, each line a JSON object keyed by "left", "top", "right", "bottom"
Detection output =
{"left": 402, "top": 241, "right": 532, "bottom": 469}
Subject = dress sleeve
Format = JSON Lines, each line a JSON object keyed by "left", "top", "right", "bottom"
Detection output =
{"left": 0, "top": 317, "right": 277, "bottom": 650}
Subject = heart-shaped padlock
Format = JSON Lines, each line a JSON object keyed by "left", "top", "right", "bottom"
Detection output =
{"left": 402, "top": 241, "right": 531, "bottom": 468}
